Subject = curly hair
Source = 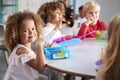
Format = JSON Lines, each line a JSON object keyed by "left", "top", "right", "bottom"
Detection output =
{"left": 4, "top": 11, "right": 43, "bottom": 52}
{"left": 37, "top": 1, "right": 65, "bottom": 24}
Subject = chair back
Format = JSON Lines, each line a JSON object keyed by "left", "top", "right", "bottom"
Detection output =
{"left": 0, "top": 24, "right": 4, "bottom": 41}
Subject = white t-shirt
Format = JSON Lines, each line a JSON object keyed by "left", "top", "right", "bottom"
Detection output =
{"left": 43, "top": 23, "right": 64, "bottom": 43}
{"left": 72, "top": 17, "right": 87, "bottom": 36}
{"left": 7, "top": 44, "right": 38, "bottom": 80}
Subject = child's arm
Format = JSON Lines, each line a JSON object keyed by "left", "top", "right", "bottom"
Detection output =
{"left": 26, "top": 38, "right": 46, "bottom": 72}
{"left": 35, "top": 38, "right": 46, "bottom": 72}
{"left": 77, "top": 23, "right": 89, "bottom": 37}
{"left": 77, "top": 16, "right": 95, "bottom": 37}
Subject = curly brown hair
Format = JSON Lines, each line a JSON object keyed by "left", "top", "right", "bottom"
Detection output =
{"left": 4, "top": 11, "right": 43, "bottom": 52}
{"left": 37, "top": 1, "right": 65, "bottom": 24}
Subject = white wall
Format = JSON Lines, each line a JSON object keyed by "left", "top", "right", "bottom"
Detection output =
{"left": 18, "top": 0, "right": 53, "bottom": 13}
{"left": 75, "top": 0, "right": 89, "bottom": 13}
{"left": 96, "top": 0, "right": 120, "bottom": 23}
{"left": 18, "top": 0, "right": 120, "bottom": 23}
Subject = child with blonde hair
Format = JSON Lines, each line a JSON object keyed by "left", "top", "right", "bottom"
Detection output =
{"left": 97, "top": 15, "right": 120, "bottom": 80}
{"left": 77, "top": 1, "right": 108, "bottom": 39}
{"left": 4, "top": 11, "right": 46, "bottom": 80}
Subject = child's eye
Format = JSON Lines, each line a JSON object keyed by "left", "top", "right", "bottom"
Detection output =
{"left": 95, "top": 11, "right": 98, "bottom": 14}
{"left": 32, "top": 27, "right": 36, "bottom": 30}
{"left": 23, "top": 29, "right": 28, "bottom": 32}
{"left": 32, "top": 28, "right": 34, "bottom": 30}
{"left": 54, "top": 12, "right": 62, "bottom": 15}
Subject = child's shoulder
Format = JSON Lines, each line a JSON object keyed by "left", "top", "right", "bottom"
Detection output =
{"left": 16, "top": 47, "right": 29, "bottom": 55}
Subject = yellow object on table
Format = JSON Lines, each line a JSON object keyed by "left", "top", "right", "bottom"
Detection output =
{"left": 96, "top": 30, "right": 107, "bottom": 42}
{"left": 100, "top": 48, "right": 105, "bottom": 60}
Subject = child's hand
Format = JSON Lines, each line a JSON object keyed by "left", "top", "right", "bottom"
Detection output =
{"left": 35, "top": 38, "right": 46, "bottom": 46}
{"left": 45, "top": 43, "right": 59, "bottom": 48}
{"left": 85, "top": 16, "right": 95, "bottom": 26}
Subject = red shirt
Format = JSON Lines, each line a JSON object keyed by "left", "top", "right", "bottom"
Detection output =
{"left": 77, "top": 20, "right": 108, "bottom": 39}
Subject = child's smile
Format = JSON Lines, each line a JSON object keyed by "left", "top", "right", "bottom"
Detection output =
{"left": 19, "top": 19, "right": 37, "bottom": 44}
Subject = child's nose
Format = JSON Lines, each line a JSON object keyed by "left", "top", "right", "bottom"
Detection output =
{"left": 29, "top": 30, "right": 33, "bottom": 34}
{"left": 92, "top": 12, "right": 96, "bottom": 16}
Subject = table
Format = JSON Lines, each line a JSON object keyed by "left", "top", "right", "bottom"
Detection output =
{"left": 46, "top": 38, "right": 107, "bottom": 79}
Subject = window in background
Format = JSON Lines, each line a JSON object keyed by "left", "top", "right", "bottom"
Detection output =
{"left": 0, "top": 0, "right": 18, "bottom": 23}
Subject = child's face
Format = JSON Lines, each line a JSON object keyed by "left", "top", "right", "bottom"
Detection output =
{"left": 79, "top": 10, "right": 84, "bottom": 18}
{"left": 19, "top": 19, "right": 37, "bottom": 44}
{"left": 51, "top": 9, "right": 63, "bottom": 24}
{"left": 86, "top": 8, "right": 100, "bottom": 25}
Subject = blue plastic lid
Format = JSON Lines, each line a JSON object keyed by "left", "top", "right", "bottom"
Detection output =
{"left": 58, "top": 38, "right": 82, "bottom": 47}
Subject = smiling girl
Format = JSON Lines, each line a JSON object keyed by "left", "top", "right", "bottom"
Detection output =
{"left": 4, "top": 11, "right": 46, "bottom": 80}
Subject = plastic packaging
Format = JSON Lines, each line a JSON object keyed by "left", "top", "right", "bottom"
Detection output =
{"left": 44, "top": 46, "right": 70, "bottom": 60}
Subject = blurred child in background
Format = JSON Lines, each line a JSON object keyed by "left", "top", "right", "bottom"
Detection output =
{"left": 77, "top": 1, "right": 108, "bottom": 39}
{"left": 97, "top": 15, "right": 120, "bottom": 80}
{"left": 37, "top": 1, "right": 65, "bottom": 44}
{"left": 37, "top": 2, "right": 65, "bottom": 80}
{"left": 72, "top": 5, "right": 87, "bottom": 36}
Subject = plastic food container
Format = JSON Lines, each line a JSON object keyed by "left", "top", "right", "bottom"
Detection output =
{"left": 44, "top": 46, "right": 70, "bottom": 60}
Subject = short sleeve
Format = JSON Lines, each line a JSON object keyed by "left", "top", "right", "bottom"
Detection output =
{"left": 20, "top": 53, "right": 36, "bottom": 64}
